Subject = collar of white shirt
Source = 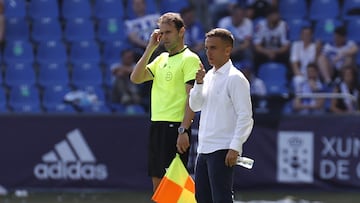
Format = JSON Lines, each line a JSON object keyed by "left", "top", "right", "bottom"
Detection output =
{"left": 210, "top": 60, "right": 232, "bottom": 75}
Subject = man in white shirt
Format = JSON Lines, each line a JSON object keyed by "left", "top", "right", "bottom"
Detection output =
{"left": 218, "top": 4, "right": 253, "bottom": 62}
{"left": 189, "top": 28, "right": 254, "bottom": 203}
{"left": 317, "top": 26, "right": 358, "bottom": 85}
{"left": 290, "top": 27, "right": 319, "bottom": 92}
{"left": 253, "top": 7, "right": 289, "bottom": 71}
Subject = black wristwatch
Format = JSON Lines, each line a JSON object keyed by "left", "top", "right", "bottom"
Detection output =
{"left": 178, "top": 127, "right": 190, "bottom": 135}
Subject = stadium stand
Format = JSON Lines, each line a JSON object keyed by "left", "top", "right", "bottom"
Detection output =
{"left": 257, "top": 62, "right": 288, "bottom": 95}
{"left": 71, "top": 62, "right": 103, "bottom": 88}
{"left": 36, "top": 40, "right": 67, "bottom": 65}
{"left": 69, "top": 40, "right": 101, "bottom": 65}
{"left": 64, "top": 18, "right": 95, "bottom": 43}
{"left": 3, "top": 40, "right": 34, "bottom": 65}
{"left": 8, "top": 85, "right": 42, "bottom": 113}
{"left": 342, "top": 0, "right": 360, "bottom": 20}
{"left": 0, "top": 0, "right": 358, "bottom": 115}
{"left": 278, "top": 0, "right": 308, "bottom": 20}
{"left": 37, "top": 62, "right": 70, "bottom": 87}
{"left": 5, "top": 17, "right": 29, "bottom": 41}
{"left": 0, "top": 87, "right": 7, "bottom": 112}
{"left": 313, "top": 18, "right": 344, "bottom": 43}
{"left": 61, "top": 0, "right": 92, "bottom": 20}
{"left": 28, "top": 0, "right": 59, "bottom": 20}
{"left": 4, "top": 62, "right": 36, "bottom": 87}
{"left": 96, "top": 18, "right": 127, "bottom": 43}
{"left": 93, "top": 0, "right": 125, "bottom": 20}
{"left": 31, "top": 17, "right": 62, "bottom": 43}
{"left": 4, "top": 0, "right": 26, "bottom": 18}
{"left": 126, "top": 0, "right": 158, "bottom": 19}
{"left": 309, "top": 0, "right": 340, "bottom": 21}
{"left": 346, "top": 18, "right": 360, "bottom": 43}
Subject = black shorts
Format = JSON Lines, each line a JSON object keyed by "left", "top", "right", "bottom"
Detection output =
{"left": 148, "top": 121, "right": 190, "bottom": 178}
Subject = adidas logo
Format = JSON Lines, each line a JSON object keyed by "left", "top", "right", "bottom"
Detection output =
{"left": 34, "top": 129, "right": 108, "bottom": 180}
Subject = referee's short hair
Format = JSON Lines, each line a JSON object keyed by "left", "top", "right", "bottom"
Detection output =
{"left": 206, "top": 28, "right": 234, "bottom": 47}
{"left": 158, "top": 12, "right": 185, "bottom": 31}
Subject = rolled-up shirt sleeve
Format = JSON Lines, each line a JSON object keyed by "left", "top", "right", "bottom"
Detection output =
{"left": 189, "top": 82, "right": 204, "bottom": 112}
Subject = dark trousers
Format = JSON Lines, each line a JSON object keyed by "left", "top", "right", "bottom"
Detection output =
{"left": 195, "top": 149, "right": 234, "bottom": 203}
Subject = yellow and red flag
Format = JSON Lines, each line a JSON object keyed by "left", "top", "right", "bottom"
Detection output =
{"left": 152, "top": 153, "right": 196, "bottom": 203}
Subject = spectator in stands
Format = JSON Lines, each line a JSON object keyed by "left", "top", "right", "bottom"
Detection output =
{"left": 240, "top": 61, "right": 266, "bottom": 96}
{"left": 217, "top": 4, "right": 253, "bottom": 63}
{"left": 208, "top": 0, "right": 237, "bottom": 28}
{"left": 245, "top": 0, "right": 278, "bottom": 20}
{"left": 330, "top": 66, "right": 360, "bottom": 114}
{"left": 180, "top": 6, "right": 207, "bottom": 68}
{"left": 290, "top": 26, "right": 321, "bottom": 93}
{"left": 317, "top": 26, "right": 358, "bottom": 86}
{"left": 292, "top": 63, "right": 325, "bottom": 115}
{"left": 253, "top": 7, "right": 290, "bottom": 72}
{"left": 125, "top": 0, "right": 160, "bottom": 54}
{"left": 110, "top": 49, "right": 141, "bottom": 105}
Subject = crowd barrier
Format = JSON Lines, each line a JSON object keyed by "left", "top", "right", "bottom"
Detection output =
{"left": 0, "top": 114, "right": 359, "bottom": 191}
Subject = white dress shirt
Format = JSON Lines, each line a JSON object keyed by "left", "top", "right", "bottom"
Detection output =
{"left": 189, "top": 60, "right": 254, "bottom": 155}
{"left": 290, "top": 41, "right": 317, "bottom": 75}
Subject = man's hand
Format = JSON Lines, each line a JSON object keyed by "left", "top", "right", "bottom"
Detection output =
{"left": 196, "top": 63, "right": 206, "bottom": 84}
{"left": 225, "top": 149, "right": 239, "bottom": 167}
{"left": 176, "top": 133, "right": 190, "bottom": 154}
{"left": 147, "top": 29, "right": 162, "bottom": 51}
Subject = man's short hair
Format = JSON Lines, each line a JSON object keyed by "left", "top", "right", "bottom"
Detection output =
{"left": 206, "top": 28, "right": 234, "bottom": 47}
{"left": 334, "top": 26, "right": 347, "bottom": 37}
{"left": 158, "top": 12, "right": 185, "bottom": 31}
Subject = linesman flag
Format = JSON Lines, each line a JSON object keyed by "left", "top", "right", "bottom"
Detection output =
{"left": 152, "top": 153, "right": 196, "bottom": 203}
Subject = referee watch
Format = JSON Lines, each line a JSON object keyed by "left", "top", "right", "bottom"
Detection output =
{"left": 178, "top": 127, "right": 190, "bottom": 135}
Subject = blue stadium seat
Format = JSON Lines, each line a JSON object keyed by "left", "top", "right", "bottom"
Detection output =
{"left": 38, "top": 62, "right": 69, "bottom": 87}
{"left": 101, "top": 40, "right": 131, "bottom": 66}
{"left": 8, "top": 85, "right": 42, "bottom": 113}
{"left": 61, "top": 0, "right": 92, "bottom": 20}
{"left": 279, "top": 0, "right": 307, "bottom": 20}
{"left": 69, "top": 40, "right": 101, "bottom": 65}
{"left": 309, "top": 0, "right": 340, "bottom": 21}
{"left": 31, "top": 18, "right": 62, "bottom": 43}
{"left": 342, "top": 0, "right": 360, "bottom": 20}
{"left": 258, "top": 62, "right": 288, "bottom": 95}
{"left": 42, "top": 85, "right": 74, "bottom": 111}
{"left": 314, "top": 19, "right": 343, "bottom": 43}
{"left": 109, "top": 103, "right": 126, "bottom": 113}
{"left": 93, "top": 0, "right": 125, "bottom": 20}
{"left": 28, "top": 0, "right": 59, "bottom": 20}
{"left": 125, "top": 104, "right": 145, "bottom": 115}
{"left": 0, "top": 87, "right": 8, "bottom": 112}
{"left": 286, "top": 19, "right": 311, "bottom": 41}
{"left": 126, "top": 0, "right": 158, "bottom": 19}
{"left": 103, "top": 65, "right": 114, "bottom": 88}
{"left": 64, "top": 18, "right": 95, "bottom": 43}
{"left": 45, "top": 103, "right": 77, "bottom": 113}
{"left": 159, "top": 0, "right": 189, "bottom": 14}
{"left": 96, "top": 18, "right": 127, "bottom": 43}
{"left": 4, "top": 0, "right": 27, "bottom": 18}
{"left": 5, "top": 17, "right": 30, "bottom": 41}
{"left": 347, "top": 19, "right": 360, "bottom": 43}
{"left": 71, "top": 63, "right": 103, "bottom": 88}
{"left": 4, "top": 63, "right": 36, "bottom": 87}
{"left": 3, "top": 40, "right": 34, "bottom": 65}
{"left": 74, "top": 86, "right": 111, "bottom": 113}
{"left": 36, "top": 40, "right": 67, "bottom": 64}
